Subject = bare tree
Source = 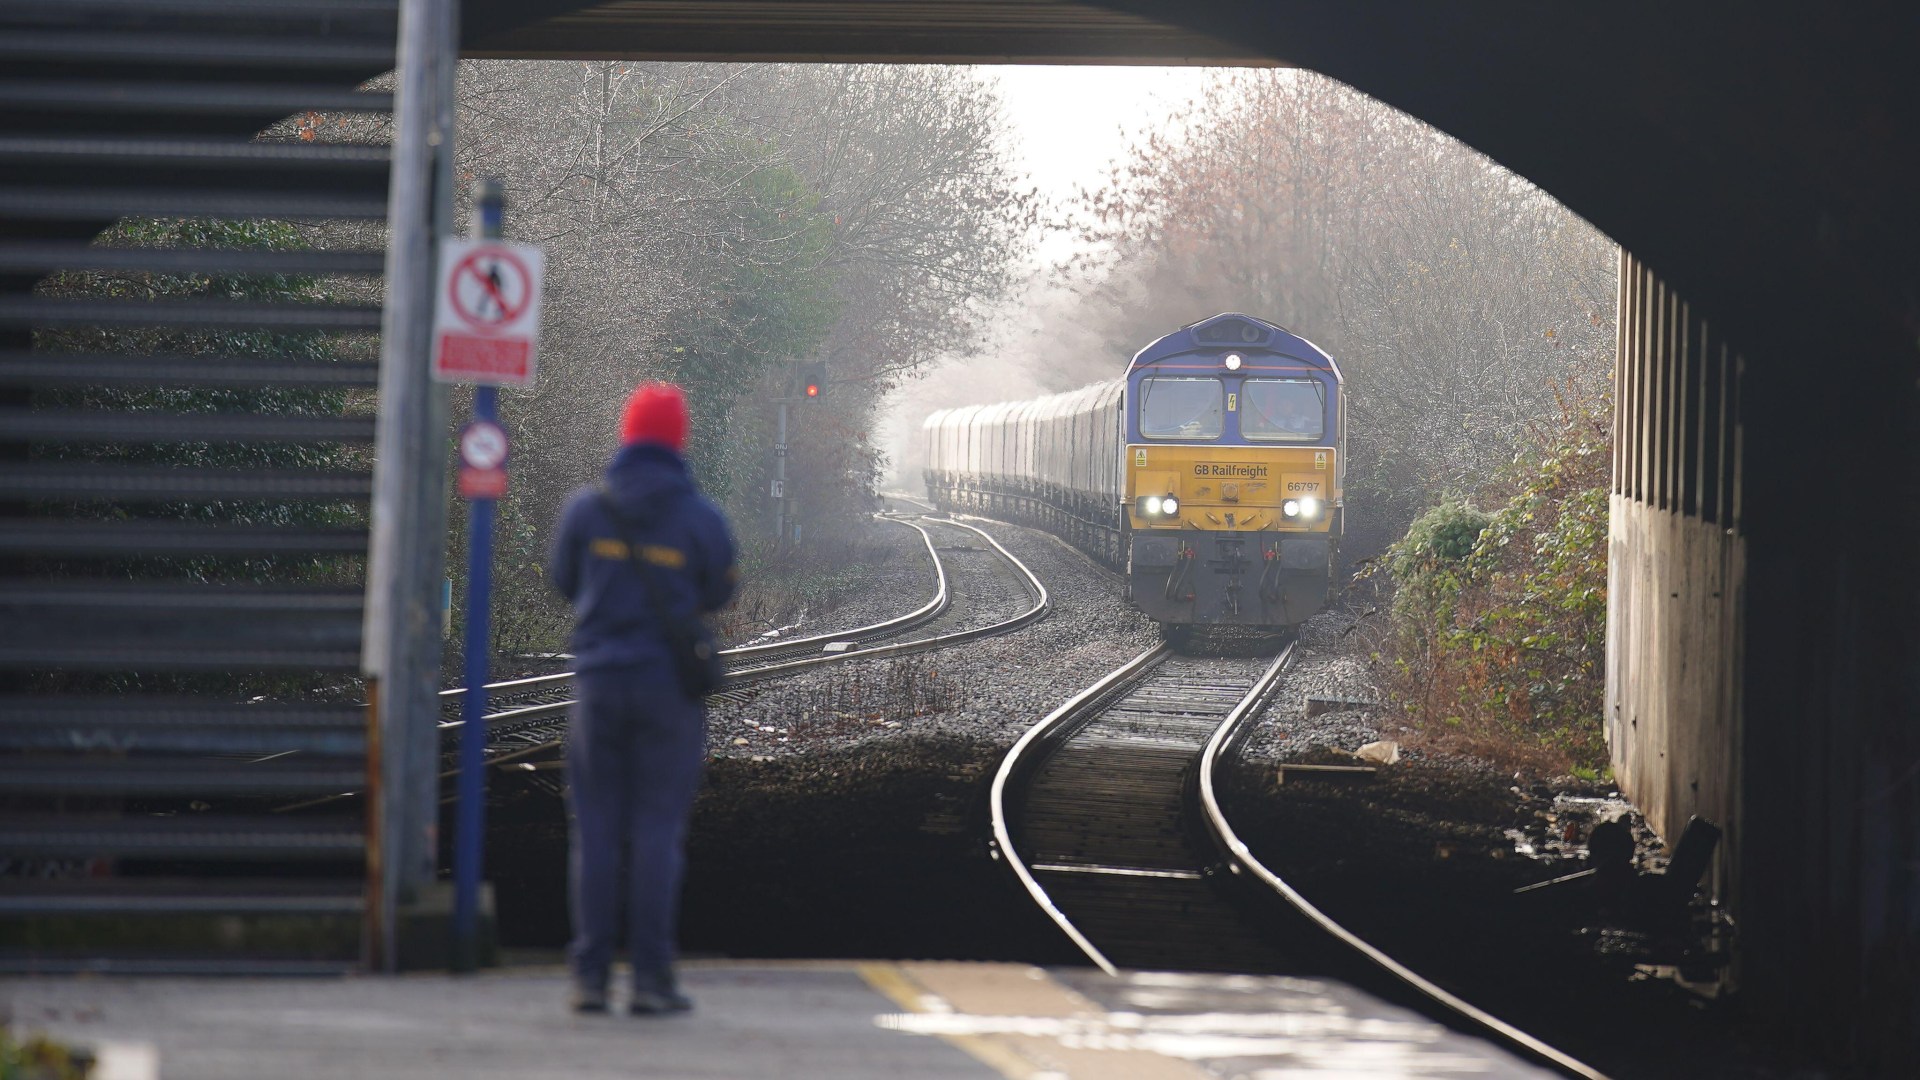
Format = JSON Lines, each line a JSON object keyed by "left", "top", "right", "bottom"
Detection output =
{"left": 439, "top": 61, "right": 1034, "bottom": 652}
{"left": 1062, "top": 70, "right": 1615, "bottom": 548}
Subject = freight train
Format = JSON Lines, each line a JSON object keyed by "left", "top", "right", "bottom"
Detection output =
{"left": 922, "top": 313, "right": 1344, "bottom": 631}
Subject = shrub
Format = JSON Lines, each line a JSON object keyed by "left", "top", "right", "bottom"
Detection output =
{"left": 1, "top": 1029, "right": 90, "bottom": 1080}
{"left": 1380, "top": 386, "right": 1611, "bottom": 774}
{"left": 1388, "top": 501, "right": 1492, "bottom": 640}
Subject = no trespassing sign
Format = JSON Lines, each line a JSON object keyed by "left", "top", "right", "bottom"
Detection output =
{"left": 431, "top": 239, "right": 545, "bottom": 388}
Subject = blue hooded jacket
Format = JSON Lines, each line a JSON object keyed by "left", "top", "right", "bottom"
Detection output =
{"left": 549, "top": 443, "right": 737, "bottom": 675}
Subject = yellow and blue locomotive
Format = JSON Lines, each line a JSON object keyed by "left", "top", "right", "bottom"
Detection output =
{"left": 923, "top": 313, "right": 1345, "bottom": 629}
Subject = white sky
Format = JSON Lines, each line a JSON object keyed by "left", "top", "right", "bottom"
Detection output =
{"left": 992, "top": 65, "right": 1214, "bottom": 191}
{"left": 991, "top": 66, "right": 1216, "bottom": 258}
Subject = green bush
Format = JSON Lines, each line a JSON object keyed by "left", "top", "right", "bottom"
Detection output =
{"left": 1381, "top": 387, "right": 1611, "bottom": 774}
{"left": 1388, "top": 501, "right": 1491, "bottom": 639}
{"left": 1, "top": 1028, "right": 90, "bottom": 1080}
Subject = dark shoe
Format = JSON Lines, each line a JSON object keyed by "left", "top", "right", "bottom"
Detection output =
{"left": 627, "top": 987, "right": 693, "bottom": 1015}
{"left": 572, "top": 983, "right": 610, "bottom": 1014}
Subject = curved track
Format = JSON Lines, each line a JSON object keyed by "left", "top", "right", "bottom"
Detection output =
{"left": 444, "top": 511, "right": 1048, "bottom": 778}
{"left": 437, "top": 513, "right": 953, "bottom": 727}
{"left": 282, "top": 512, "right": 1047, "bottom": 811}
{"left": 993, "top": 640, "right": 1607, "bottom": 1079}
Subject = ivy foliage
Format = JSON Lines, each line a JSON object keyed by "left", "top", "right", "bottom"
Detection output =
{"left": 1389, "top": 501, "right": 1492, "bottom": 644}
{"left": 0, "top": 1027, "right": 90, "bottom": 1080}
{"left": 1382, "top": 389, "right": 1611, "bottom": 774}
{"left": 664, "top": 161, "right": 841, "bottom": 500}
{"left": 25, "top": 216, "right": 368, "bottom": 699}
{"left": 36, "top": 217, "right": 367, "bottom": 534}
{"left": 32, "top": 219, "right": 362, "bottom": 580}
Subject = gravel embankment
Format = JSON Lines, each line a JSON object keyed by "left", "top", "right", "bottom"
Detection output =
{"left": 720, "top": 515, "right": 938, "bottom": 648}
{"left": 1239, "top": 606, "right": 1387, "bottom": 763}
{"left": 681, "top": 515, "right": 1157, "bottom": 965}
{"left": 705, "top": 516, "right": 1159, "bottom": 760}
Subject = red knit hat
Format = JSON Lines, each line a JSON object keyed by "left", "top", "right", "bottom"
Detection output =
{"left": 619, "top": 382, "right": 689, "bottom": 452}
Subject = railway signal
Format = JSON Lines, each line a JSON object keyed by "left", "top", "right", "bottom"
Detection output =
{"left": 798, "top": 361, "right": 827, "bottom": 400}
{"left": 773, "top": 360, "right": 827, "bottom": 550}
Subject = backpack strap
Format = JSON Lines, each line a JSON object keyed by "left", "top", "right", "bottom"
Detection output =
{"left": 594, "top": 484, "right": 680, "bottom": 625}
{"left": 593, "top": 483, "right": 725, "bottom": 696}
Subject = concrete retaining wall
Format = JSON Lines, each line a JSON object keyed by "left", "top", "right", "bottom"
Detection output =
{"left": 1607, "top": 250, "right": 1920, "bottom": 1067}
{"left": 1604, "top": 497, "right": 1743, "bottom": 898}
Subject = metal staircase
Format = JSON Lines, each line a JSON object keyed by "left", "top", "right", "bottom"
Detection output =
{"left": 0, "top": 0, "right": 401, "bottom": 973}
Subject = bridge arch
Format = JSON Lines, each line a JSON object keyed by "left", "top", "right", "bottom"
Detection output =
{"left": 467, "top": 3, "right": 1920, "bottom": 1062}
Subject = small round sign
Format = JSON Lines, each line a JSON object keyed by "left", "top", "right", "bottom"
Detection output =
{"left": 459, "top": 420, "right": 509, "bottom": 471}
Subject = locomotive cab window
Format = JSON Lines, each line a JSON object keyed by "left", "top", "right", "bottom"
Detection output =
{"left": 1241, "top": 378, "right": 1326, "bottom": 441}
{"left": 1138, "top": 376, "right": 1224, "bottom": 439}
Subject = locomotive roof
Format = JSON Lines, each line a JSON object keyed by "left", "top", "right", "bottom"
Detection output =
{"left": 1127, "top": 312, "right": 1339, "bottom": 377}
{"left": 921, "top": 314, "right": 1342, "bottom": 431}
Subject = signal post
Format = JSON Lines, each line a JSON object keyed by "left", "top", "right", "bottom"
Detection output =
{"left": 772, "top": 361, "right": 827, "bottom": 551}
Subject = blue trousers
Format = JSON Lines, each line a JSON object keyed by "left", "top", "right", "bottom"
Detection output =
{"left": 566, "top": 667, "right": 705, "bottom": 991}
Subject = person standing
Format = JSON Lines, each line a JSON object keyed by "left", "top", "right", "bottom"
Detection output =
{"left": 548, "top": 382, "right": 737, "bottom": 1015}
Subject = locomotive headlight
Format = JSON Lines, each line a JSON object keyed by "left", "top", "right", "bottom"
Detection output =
{"left": 1283, "top": 499, "right": 1300, "bottom": 518}
{"left": 1143, "top": 495, "right": 1164, "bottom": 515}
{"left": 1223, "top": 353, "right": 1243, "bottom": 371}
{"left": 1161, "top": 496, "right": 1178, "bottom": 515}
{"left": 1298, "top": 496, "right": 1321, "bottom": 520}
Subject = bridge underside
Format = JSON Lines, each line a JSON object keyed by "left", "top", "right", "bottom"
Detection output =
{"left": 465, "top": 3, "right": 1917, "bottom": 398}
{"left": 465, "top": 0, "right": 1277, "bottom": 64}
{"left": 465, "top": 2, "right": 1920, "bottom": 1067}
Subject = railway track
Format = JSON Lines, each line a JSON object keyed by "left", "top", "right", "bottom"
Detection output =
{"left": 992, "top": 638, "right": 1608, "bottom": 1079}
{"left": 438, "top": 513, "right": 954, "bottom": 727}
{"left": 279, "top": 511, "right": 1048, "bottom": 810}
{"left": 459, "top": 511, "right": 1044, "bottom": 771}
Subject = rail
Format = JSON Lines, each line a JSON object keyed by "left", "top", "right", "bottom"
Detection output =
{"left": 439, "top": 515, "right": 1046, "bottom": 731}
{"left": 416, "top": 513, "right": 1047, "bottom": 790}
{"left": 1197, "top": 650, "right": 1610, "bottom": 1079}
{"left": 993, "top": 638, "right": 1605, "bottom": 1077}
{"left": 436, "top": 513, "right": 952, "bottom": 716}
{"left": 987, "top": 641, "right": 1171, "bottom": 975}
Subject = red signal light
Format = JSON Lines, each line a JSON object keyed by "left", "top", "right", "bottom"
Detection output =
{"left": 795, "top": 361, "right": 827, "bottom": 400}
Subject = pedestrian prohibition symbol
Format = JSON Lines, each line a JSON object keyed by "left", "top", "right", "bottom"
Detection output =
{"left": 431, "top": 238, "right": 545, "bottom": 387}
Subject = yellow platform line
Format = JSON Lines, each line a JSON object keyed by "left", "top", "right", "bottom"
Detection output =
{"left": 859, "top": 963, "right": 1051, "bottom": 1080}
{"left": 859, "top": 962, "right": 1214, "bottom": 1080}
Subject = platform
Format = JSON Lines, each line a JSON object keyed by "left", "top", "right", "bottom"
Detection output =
{"left": 1, "top": 960, "right": 1551, "bottom": 1078}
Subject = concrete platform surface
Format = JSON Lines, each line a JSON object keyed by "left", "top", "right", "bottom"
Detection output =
{"left": 2, "top": 960, "right": 1552, "bottom": 1079}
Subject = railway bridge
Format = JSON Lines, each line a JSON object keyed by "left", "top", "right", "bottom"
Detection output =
{"left": 2, "top": 0, "right": 1914, "bottom": 1069}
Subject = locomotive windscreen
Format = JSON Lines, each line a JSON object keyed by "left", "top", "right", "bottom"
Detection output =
{"left": 1138, "top": 376, "right": 1224, "bottom": 439}
{"left": 1241, "top": 378, "right": 1326, "bottom": 441}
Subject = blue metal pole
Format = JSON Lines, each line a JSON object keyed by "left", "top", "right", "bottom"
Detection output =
{"left": 453, "top": 384, "right": 496, "bottom": 973}
{"left": 453, "top": 178, "right": 506, "bottom": 973}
